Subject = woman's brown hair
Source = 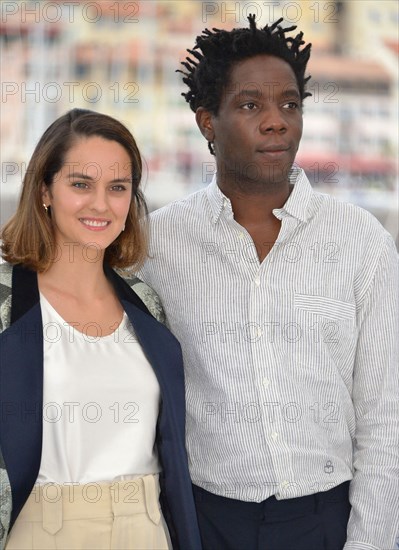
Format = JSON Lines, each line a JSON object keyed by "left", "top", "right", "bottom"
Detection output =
{"left": 1, "top": 108, "right": 148, "bottom": 271}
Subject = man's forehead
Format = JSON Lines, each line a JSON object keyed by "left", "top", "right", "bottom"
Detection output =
{"left": 223, "top": 82, "right": 300, "bottom": 100}
{"left": 223, "top": 55, "right": 299, "bottom": 92}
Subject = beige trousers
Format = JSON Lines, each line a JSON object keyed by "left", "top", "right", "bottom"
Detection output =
{"left": 6, "top": 475, "right": 171, "bottom": 550}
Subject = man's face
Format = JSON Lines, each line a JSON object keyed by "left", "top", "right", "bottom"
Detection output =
{"left": 198, "top": 54, "right": 303, "bottom": 192}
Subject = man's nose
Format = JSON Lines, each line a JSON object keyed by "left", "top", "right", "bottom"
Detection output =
{"left": 259, "top": 107, "right": 287, "bottom": 134}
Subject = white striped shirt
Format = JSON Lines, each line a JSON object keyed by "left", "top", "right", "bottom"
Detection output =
{"left": 138, "top": 168, "right": 399, "bottom": 550}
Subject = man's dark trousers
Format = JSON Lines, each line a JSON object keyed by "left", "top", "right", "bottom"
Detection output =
{"left": 193, "top": 481, "right": 351, "bottom": 550}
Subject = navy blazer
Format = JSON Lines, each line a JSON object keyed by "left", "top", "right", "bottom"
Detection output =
{"left": 0, "top": 263, "right": 201, "bottom": 550}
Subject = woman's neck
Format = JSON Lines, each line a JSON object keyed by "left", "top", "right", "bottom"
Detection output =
{"left": 38, "top": 245, "right": 110, "bottom": 301}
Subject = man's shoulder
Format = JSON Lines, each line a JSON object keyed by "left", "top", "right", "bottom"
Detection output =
{"left": 149, "top": 187, "right": 208, "bottom": 221}
{"left": 312, "top": 189, "right": 391, "bottom": 239}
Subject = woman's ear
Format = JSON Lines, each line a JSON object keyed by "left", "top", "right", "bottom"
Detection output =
{"left": 41, "top": 184, "right": 51, "bottom": 207}
{"left": 195, "top": 107, "right": 215, "bottom": 143}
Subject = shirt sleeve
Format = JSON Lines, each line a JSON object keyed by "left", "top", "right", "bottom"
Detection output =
{"left": 344, "top": 236, "right": 399, "bottom": 550}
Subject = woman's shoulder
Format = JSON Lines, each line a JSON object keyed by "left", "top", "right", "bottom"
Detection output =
{"left": 0, "top": 265, "right": 14, "bottom": 542}
{"left": 117, "top": 270, "right": 166, "bottom": 325}
{"left": 0, "top": 262, "right": 13, "bottom": 287}
{"left": 0, "top": 461, "right": 12, "bottom": 550}
{"left": 0, "top": 263, "right": 13, "bottom": 333}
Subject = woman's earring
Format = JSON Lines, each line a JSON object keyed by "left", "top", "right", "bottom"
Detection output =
{"left": 43, "top": 203, "right": 48, "bottom": 213}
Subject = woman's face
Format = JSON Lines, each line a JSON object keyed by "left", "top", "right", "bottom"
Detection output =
{"left": 43, "top": 136, "right": 133, "bottom": 258}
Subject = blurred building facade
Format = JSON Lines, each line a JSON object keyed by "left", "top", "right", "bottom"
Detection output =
{"left": 1, "top": 0, "right": 398, "bottom": 243}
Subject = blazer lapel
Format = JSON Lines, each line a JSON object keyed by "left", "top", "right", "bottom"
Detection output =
{"left": 104, "top": 265, "right": 152, "bottom": 316}
{"left": 0, "top": 265, "right": 43, "bottom": 525}
{"left": 119, "top": 299, "right": 187, "bottom": 445}
{"left": 10, "top": 264, "right": 40, "bottom": 324}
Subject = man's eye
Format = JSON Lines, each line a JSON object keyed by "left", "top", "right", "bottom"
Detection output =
{"left": 283, "top": 101, "right": 299, "bottom": 110}
{"left": 242, "top": 102, "right": 257, "bottom": 110}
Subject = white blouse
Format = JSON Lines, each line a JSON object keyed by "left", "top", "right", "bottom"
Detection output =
{"left": 37, "top": 294, "right": 161, "bottom": 484}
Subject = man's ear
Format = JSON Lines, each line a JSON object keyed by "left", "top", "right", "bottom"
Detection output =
{"left": 195, "top": 107, "right": 215, "bottom": 143}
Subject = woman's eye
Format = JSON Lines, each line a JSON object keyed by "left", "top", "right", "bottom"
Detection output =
{"left": 111, "top": 185, "right": 127, "bottom": 192}
{"left": 72, "top": 182, "right": 88, "bottom": 189}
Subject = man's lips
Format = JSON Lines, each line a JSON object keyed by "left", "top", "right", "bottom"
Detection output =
{"left": 257, "top": 144, "right": 290, "bottom": 153}
{"left": 256, "top": 145, "right": 290, "bottom": 161}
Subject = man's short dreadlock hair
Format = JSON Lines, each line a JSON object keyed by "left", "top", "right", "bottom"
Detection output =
{"left": 178, "top": 15, "right": 312, "bottom": 116}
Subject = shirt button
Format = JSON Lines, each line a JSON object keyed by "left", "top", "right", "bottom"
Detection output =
{"left": 257, "top": 327, "right": 263, "bottom": 338}
{"left": 271, "top": 431, "right": 279, "bottom": 441}
{"left": 238, "top": 232, "right": 245, "bottom": 239}
{"left": 262, "top": 377, "right": 270, "bottom": 388}
{"left": 281, "top": 480, "right": 290, "bottom": 489}
{"left": 254, "top": 275, "right": 260, "bottom": 286}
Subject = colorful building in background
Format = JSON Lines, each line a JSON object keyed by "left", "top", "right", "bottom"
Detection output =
{"left": 1, "top": 0, "right": 398, "bottom": 243}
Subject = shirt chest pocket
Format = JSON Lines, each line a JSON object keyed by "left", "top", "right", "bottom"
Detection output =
{"left": 290, "top": 293, "right": 357, "bottom": 382}
{"left": 294, "top": 293, "right": 356, "bottom": 322}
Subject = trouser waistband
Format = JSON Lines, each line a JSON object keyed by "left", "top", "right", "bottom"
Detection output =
{"left": 193, "top": 481, "right": 350, "bottom": 519}
{"left": 18, "top": 475, "right": 161, "bottom": 536}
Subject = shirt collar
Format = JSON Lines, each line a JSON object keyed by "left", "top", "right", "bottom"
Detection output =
{"left": 205, "top": 174, "right": 229, "bottom": 224}
{"left": 205, "top": 166, "right": 314, "bottom": 224}
{"left": 273, "top": 165, "right": 314, "bottom": 223}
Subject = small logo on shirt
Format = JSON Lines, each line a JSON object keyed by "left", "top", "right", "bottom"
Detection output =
{"left": 324, "top": 460, "right": 334, "bottom": 474}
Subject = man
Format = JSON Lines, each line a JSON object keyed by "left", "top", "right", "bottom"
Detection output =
{"left": 138, "top": 16, "right": 398, "bottom": 550}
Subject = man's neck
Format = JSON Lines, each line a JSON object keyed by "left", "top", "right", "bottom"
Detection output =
{"left": 218, "top": 179, "right": 293, "bottom": 225}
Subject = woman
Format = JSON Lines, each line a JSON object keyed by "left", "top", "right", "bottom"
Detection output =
{"left": 0, "top": 109, "right": 201, "bottom": 550}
